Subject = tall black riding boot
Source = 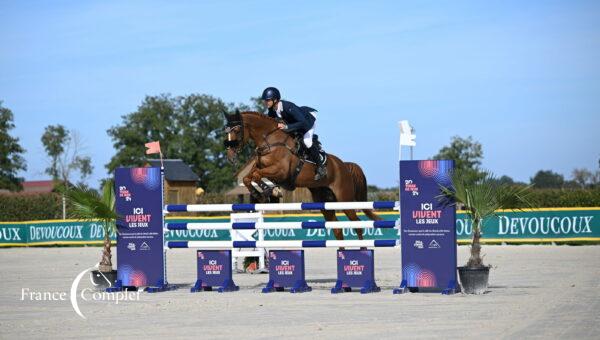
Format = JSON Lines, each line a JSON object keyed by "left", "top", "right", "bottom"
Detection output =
{"left": 308, "top": 145, "right": 327, "bottom": 181}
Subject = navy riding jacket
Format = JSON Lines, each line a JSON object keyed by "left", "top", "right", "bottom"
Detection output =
{"left": 266, "top": 100, "right": 317, "bottom": 134}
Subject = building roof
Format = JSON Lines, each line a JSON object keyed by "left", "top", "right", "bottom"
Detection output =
{"left": 22, "top": 180, "right": 56, "bottom": 193}
{"left": 146, "top": 159, "right": 199, "bottom": 182}
{"left": 0, "top": 180, "right": 58, "bottom": 195}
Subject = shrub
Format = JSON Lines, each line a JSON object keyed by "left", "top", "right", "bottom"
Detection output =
{"left": 0, "top": 193, "right": 63, "bottom": 221}
{"left": 526, "top": 188, "right": 600, "bottom": 208}
{"left": 2, "top": 187, "right": 598, "bottom": 222}
{"left": 367, "top": 188, "right": 600, "bottom": 209}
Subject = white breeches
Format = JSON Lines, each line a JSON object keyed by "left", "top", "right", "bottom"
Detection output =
{"left": 303, "top": 111, "right": 317, "bottom": 148}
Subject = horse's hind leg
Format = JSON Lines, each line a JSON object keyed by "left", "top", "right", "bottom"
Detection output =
{"left": 343, "top": 209, "right": 364, "bottom": 241}
{"left": 322, "top": 209, "right": 343, "bottom": 241}
{"left": 326, "top": 162, "right": 364, "bottom": 245}
{"left": 327, "top": 172, "right": 361, "bottom": 242}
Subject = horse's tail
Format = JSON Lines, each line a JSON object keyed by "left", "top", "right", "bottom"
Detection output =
{"left": 344, "top": 162, "right": 382, "bottom": 221}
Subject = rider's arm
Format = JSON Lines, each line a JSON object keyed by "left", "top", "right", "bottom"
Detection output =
{"left": 282, "top": 102, "right": 312, "bottom": 133}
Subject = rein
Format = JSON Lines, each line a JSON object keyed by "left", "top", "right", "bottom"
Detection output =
{"left": 254, "top": 127, "right": 305, "bottom": 191}
{"left": 225, "top": 113, "right": 299, "bottom": 160}
{"left": 225, "top": 112, "right": 306, "bottom": 190}
{"left": 255, "top": 128, "right": 297, "bottom": 156}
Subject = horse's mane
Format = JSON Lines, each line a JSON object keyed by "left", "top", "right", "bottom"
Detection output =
{"left": 240, "top": 111, "right": 279, "bottom": 125}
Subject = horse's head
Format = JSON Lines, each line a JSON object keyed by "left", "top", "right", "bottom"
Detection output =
{"left": 223, "top": 110, "right": 244, "bottom": 164}
{"left": 223, "top": 110, "right": 281, "bottom": 164}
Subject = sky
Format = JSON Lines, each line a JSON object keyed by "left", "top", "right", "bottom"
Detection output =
{"left": 1, "top": 0, "right": 599, "bottom": 189}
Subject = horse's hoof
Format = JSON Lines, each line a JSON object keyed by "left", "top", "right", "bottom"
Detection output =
{"left": 261, "top": 178, "right": 276, "bottom": 188}
{"left": 272, "top": 187, "right": 283, "bottom": 197}
{"left": 251, "top": 181, "right": 263, "bottom": 193}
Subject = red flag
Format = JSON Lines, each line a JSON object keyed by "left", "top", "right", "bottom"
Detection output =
{"left": 145, "top": 141, "right": 161, "bottom": 155}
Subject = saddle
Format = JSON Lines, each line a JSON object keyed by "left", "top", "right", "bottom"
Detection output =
{"left": 296, "top": 134, "right": 327, "bottom": 165}
{"left": 256, "top": 126, "right": 327, "bottom": 192}
{"left": 280, "top": 134, "right": 327, "bottom": 191}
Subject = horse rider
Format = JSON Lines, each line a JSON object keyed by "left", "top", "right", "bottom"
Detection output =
{"left": 261, "top": 86, "right": 327, "bottom": 181}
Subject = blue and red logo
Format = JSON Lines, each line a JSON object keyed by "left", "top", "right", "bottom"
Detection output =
{"left": 119, "top": 264, "right": 149, "bottom": 287}
{"left": 403, "top": 263, "right": 437, "bottom": 287}
{"left": 130, "top": 167, "right": 161, "bottom": 190}
{"left": 418, "top": 160, "right": 452, "bottom": 186}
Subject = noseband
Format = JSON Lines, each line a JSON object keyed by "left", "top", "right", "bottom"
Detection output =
{"left": 224, "top": 120, "right": 243, "bottom": 150}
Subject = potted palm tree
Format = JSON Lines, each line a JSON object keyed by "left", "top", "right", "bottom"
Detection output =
{"left": 438, "top": 170, "right": 532, "bottom": 294}
{"left": 63, "top": 180, "right": 118, "bottom": 288}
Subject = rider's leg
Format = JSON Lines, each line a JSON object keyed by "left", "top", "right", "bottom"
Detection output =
{"left": 303, "top": 126, "right": 314, "bottom": 148}
{"left": 303, "top": 118, "right": 326, "bottom": 181}
{"left": 305, "top": 138, "right": 327, "bottom": 181}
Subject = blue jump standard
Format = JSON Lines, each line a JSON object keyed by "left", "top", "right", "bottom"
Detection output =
{"left": 146, "top": 279, "right": 176, "bottom": 293}
{"left": 107, "top": 279, "right": 175, "bottom": 293}
{"left": 261, "top": 250, "right": 312, "bottom": 293}
{"left": 392, "top": 279, "right": 459, "bottom": 295}
{"left": 331, "top": 280, "right": 380, "bottom": 294}
{"left": 191, "top": 279, "right": 239, "bottom": 293}
{"left": 262, "top": 279, "right": 312, "bottom": 293}
{"left": 331, "top": 250, "right": 381, "bottom": 294}
{"left": 105, "top": 280, "right": 137, "bottom": 292}
{"left": 192, "top": 250, "right": 239, "bottom": 293}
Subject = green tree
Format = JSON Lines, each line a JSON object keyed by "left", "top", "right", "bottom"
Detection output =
{"left": 571, "top": 168, "right": 593, "bottom": 188}
{"left": 433, "top": 136, "right": 483, "bottom": 181}
{"left": 41, "top": 126, "right": 93, "bottom": 218}
{"left": 248, "top": 96, "right": 266, "bottom": 112}
{"left": 530, "top": 170, "right": 564, "bottom": 189}
{"left": 41, "top": 125, "right": 69, "bottom": 179}
{"left": 41, "top": 125, "right": 93, "bottom": 185}
{"left": 107, "top": 94, "right": 257, "bottom": 193}
{"left": 594, "top": 159, "right": 600, "bottom": 187}
{"left": 495, "top": 175, "right": 514, "bottom": 185}
{"left": 0, "top": 101, "right": 27, "bottom": 191}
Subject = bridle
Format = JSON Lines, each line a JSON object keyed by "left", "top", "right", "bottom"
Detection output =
{"left": 224, "top": 120, "right": 243, "bottom": 151}
{"left": 224, "top": 113, "right": 299, "bottom": 161}
{"left": 255, "top": 128, "right": 296, "bottom": 157}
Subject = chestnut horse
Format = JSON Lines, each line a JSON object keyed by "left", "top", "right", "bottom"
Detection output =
{"left": 224, "top": 110, "right": 382, "bottom": 241}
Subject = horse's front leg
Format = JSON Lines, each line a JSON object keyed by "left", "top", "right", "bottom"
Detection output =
{"left": 253, "top": 165, "right": 286, "bottom": 184}
{"left": 250, "top": 165, "right": 286, "bottom": 200}
{"left": 243, "top": 171, "right": 263, "bottom": 201}
{"left": 243, "top": 168, "right": 276, "bottom": 202}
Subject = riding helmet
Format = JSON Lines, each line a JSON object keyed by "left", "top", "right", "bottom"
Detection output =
{"left": 261, "top": 87, "right": 281, "bottom": 101}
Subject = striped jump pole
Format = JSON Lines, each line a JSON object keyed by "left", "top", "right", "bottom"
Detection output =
{"left": 166, "top": 220, "right": 398, "bottom": 231}
{"left": 165, "top": 201, "right": 399, "bottom": 213}
{"left": 167, "top": 239, "right": 400, "bottom": 249}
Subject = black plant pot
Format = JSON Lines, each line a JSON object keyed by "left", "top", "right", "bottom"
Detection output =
{"left": 458, "top": 266, "right": 490, "bottom": 294}
{"left": 90, "top": 270, "right": 118, "bottom": 289}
